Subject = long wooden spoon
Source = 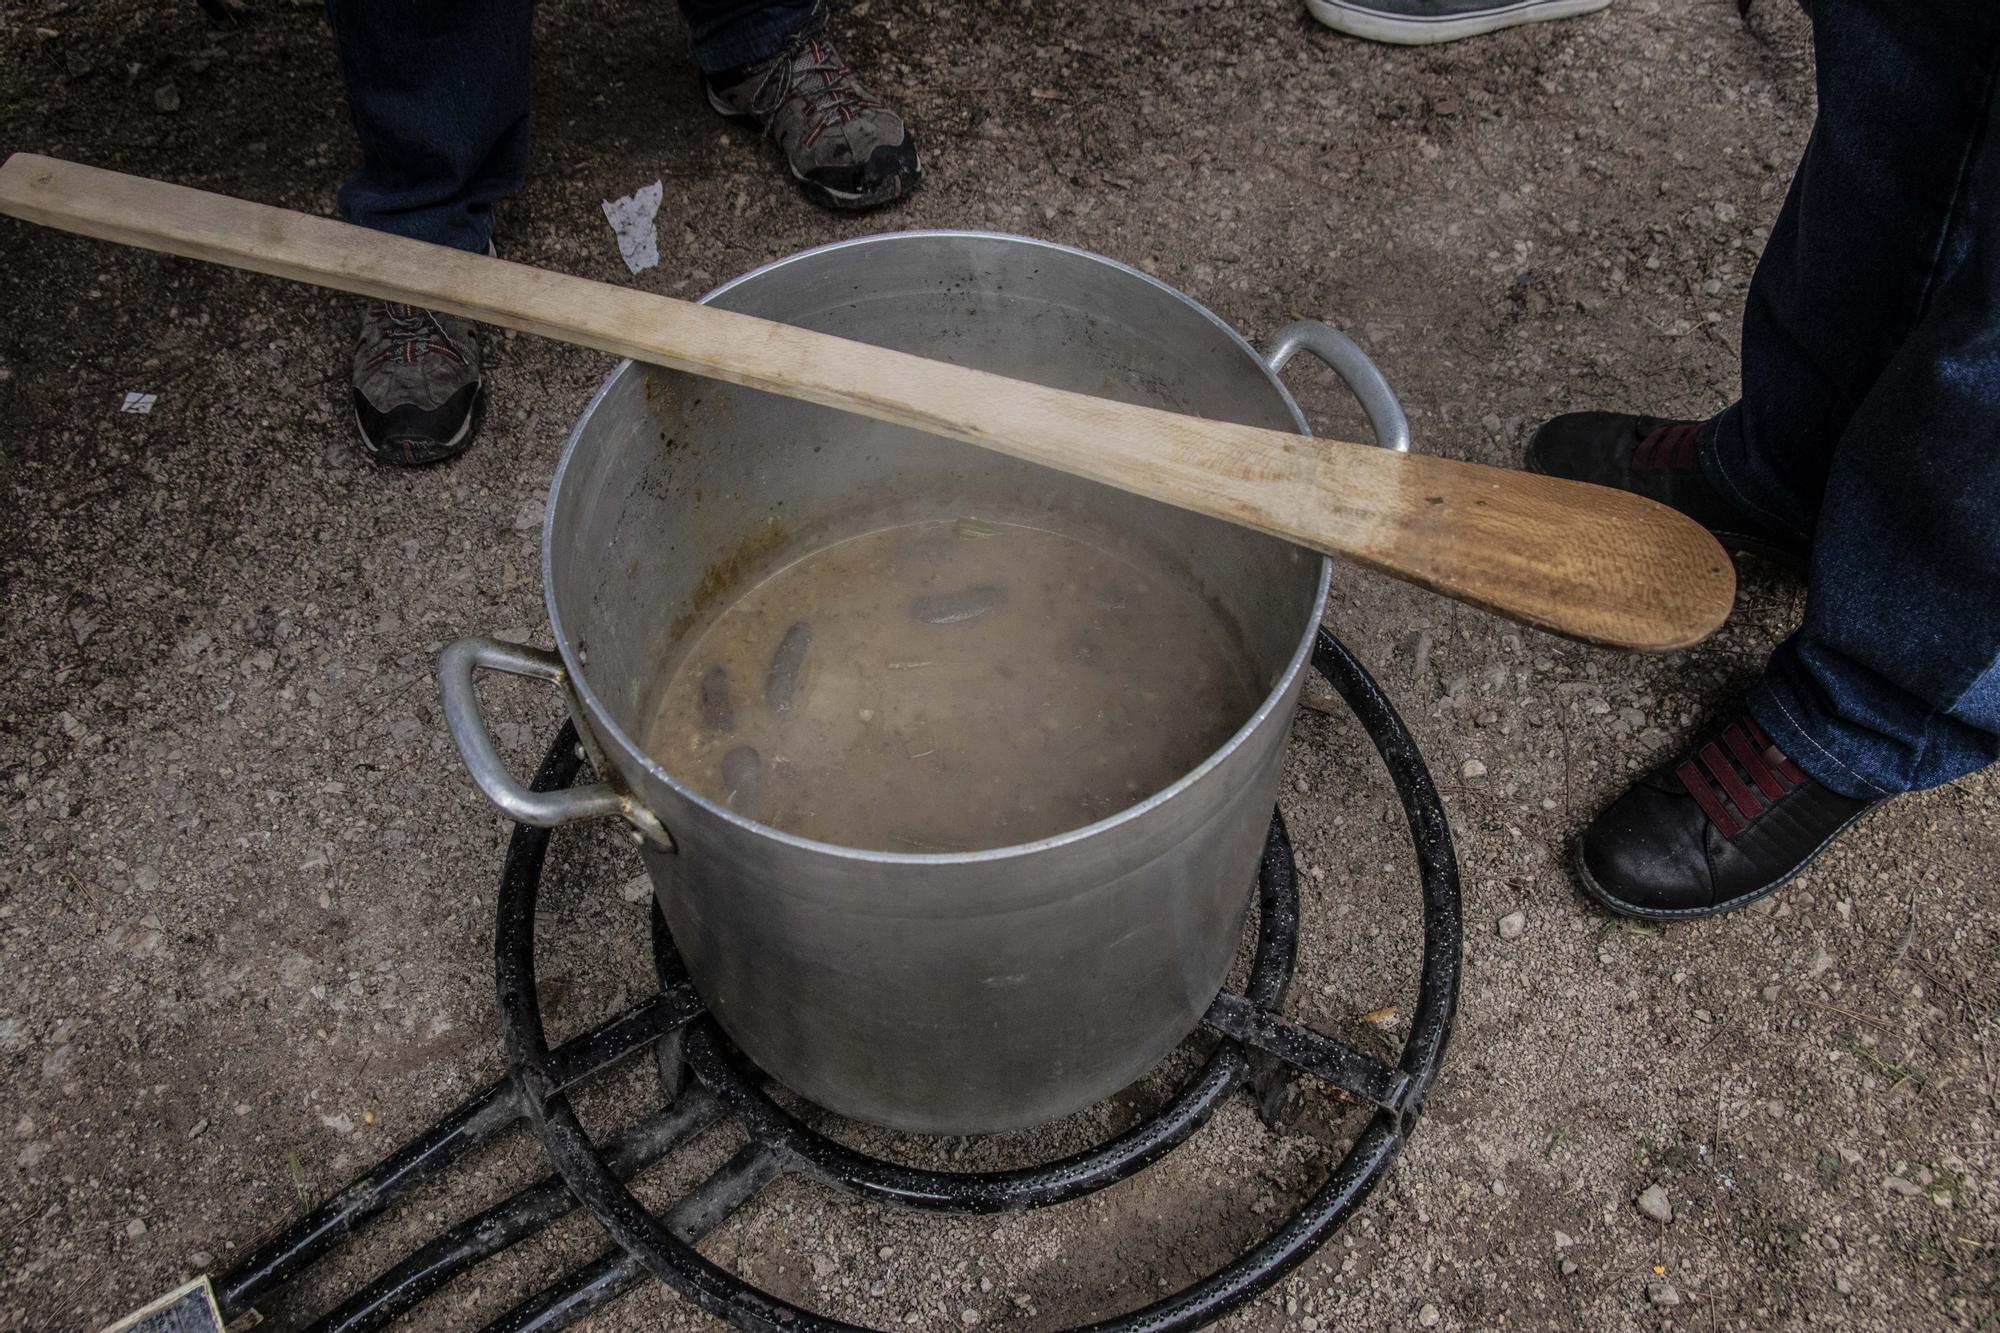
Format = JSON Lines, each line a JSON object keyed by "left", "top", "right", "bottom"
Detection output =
{"left": 0, "top": 153, "right": 1733, "bottom": 651}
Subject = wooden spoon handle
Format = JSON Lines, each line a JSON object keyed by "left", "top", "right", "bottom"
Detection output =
{"left": 0, "top": 153, "right": 1734, "bottom": 651}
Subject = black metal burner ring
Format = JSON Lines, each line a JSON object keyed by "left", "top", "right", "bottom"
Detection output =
{"left": 211, "top": 628, "right": 1461, "bottom": 1333}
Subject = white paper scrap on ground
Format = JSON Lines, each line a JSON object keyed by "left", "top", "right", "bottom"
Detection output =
{"left": 601, "top": 181, "right": 664, "bottom": 275}
{"left": 120, "top": 391, "right": 157, "bottom": 414}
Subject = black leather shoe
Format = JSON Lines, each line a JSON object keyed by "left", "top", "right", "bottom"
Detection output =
{"left": 1527, "top": 412, "right": 1808, "bottom": 572}
{"left": 1578, "top": 711, "right": 1883, "bottom": 919}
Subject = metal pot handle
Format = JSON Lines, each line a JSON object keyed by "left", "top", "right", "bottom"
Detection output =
{"left": 437, "top": 637, "right": 671, "bottom": 848}
{"left": 1262, "top": 320, "right": 1412, "bottom": 453}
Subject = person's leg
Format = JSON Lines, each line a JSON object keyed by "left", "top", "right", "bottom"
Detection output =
{"left": 1531, "top": 0, "right": 2000, "bottom": 568}
{"left": 1576, "top": 0, "right": 2000, "bottom": 919}
{"left": 681, "top": 0, "right": 920, "bottom": 210}
{"left": 1750, "top": 203, "right": 2000, "bottom": 798}
{"left": 326, "top": 0, "right": 533, "bottom": 464}
{"left": 326, "top": 0, "right": 534, "bottom": 253}
{"left": 678, "top": 0, "right": 815, "bottom": 73}
{"left": 1702, "top": 0, "right": 2000, "bottom": 544}
{"left": 1742, "top": 0, "right": 2000, "bottom": 794}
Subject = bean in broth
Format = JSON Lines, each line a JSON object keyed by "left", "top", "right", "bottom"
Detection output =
{"left": 698, "top": 665, "right": 734, "bottom": 733}
{"left": 763, "top": 621, "right": 813, "bottom": 713}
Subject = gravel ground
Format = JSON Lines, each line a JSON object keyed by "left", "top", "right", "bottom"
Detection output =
{"left": 2, "top": 1, "right": 1996, "bottom": 1331}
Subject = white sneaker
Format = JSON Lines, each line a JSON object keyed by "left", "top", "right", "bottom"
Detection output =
{"left": 1305, "top": 0, "right": 1612, "bottom": 45}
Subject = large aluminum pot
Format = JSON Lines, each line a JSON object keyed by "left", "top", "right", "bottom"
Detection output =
{"left": 439, "top": 233, "right": 1408, "bottom": 1134}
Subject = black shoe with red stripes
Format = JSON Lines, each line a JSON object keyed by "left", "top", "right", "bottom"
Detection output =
{"left": 1576, "top": 710, "right": 1884, "bottom": 920}
{"left": 1527, "top": 412, "right": 1808, "bottom": 573}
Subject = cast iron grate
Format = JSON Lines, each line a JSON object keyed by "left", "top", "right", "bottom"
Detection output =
{"left": 198, "top": 629, "right": 1461, "bottom": 1333}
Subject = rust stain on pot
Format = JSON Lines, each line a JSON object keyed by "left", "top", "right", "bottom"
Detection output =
{"left": 644, "top": 373, "right": 738, "bottom": 451}
{"left": 666, "top": 515, "right": 790, "bottom": 645}
{"left": 642, "top": 373, "right": 701, "bottom": 439}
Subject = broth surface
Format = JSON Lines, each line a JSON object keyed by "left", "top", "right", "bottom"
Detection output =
{"left": 643, "top": 516, "right": 1261, "bottom": 851}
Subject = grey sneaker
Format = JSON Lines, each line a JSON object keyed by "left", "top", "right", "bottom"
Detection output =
{"left": 704, "top": 22, "right": 920, "bottom": 210}
{"left": 350, "top": 302, "right": 484, "bottom": 466}
{"left": 1305, "top": 0, "right": 1611, "bottom": 44}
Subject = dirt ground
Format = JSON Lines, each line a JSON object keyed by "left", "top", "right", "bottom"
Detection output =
{"left": 2, "top": 0, "right": 1996, "bottom": 1330}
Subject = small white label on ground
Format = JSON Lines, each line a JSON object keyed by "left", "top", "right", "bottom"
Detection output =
{"left": 602, "top": 181, "right": 664, "bottom": 275}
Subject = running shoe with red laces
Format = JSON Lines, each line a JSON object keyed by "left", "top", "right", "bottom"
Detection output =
{"left": 705, "top": 20, "right": 919, "bottom": 211}
{"left": 350, "top": 301, "right": 484, "bottom": 467}
{"left": 1577, "top": 710, "right": 1883, "bottom": 919}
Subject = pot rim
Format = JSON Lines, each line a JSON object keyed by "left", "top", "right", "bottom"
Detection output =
{"left": 543, "top": 229, "right": 1334, "bottom": 867}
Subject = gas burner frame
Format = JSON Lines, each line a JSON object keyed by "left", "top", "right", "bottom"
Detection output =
{"left": 202, "top": 629, "right": 1461, "bottom": 1333}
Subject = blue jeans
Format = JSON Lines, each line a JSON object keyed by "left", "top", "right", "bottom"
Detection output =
{"left": 1703, "top": 0, "right": 2000, "bottom": 799}
{"left": 325, "top": 0, "right": 814, "bottom": 252}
